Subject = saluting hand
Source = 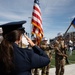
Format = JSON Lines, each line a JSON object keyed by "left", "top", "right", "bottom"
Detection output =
{"left": 24, "top": 34, "right": 35, "bottom": 47}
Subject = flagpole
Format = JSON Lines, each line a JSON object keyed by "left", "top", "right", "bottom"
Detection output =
{"left": 64, "top": 18, "right": 75, "bottom": 37}
{"left": 64, "top": 24, "right": 72, "bottom": 37}
{"left": 28, "top": 17, "right": 32, "bottom": 39}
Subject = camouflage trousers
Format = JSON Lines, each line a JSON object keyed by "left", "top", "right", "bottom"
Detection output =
{"left": 32, "top": 68, "right": 39, "bottom": 75}
{"left": 41, "top": 63, "right": 50, "bottom": 75}
{"left": 55, "top": 58, "right": 65, "bottom": 75}
{"left": 41, "top": 50, "right": 51, "bottom": 75}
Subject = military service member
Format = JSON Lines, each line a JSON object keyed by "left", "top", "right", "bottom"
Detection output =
{"left": 40, "top": 37, "right": 51, "bottom": 75}
{"left": 0, "top": 21, "right": 50, "bottom": 75}
{"left": 54, "top": 33, "right": 67, "bottom": 75}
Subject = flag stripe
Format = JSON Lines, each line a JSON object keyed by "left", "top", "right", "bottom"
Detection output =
{"left": 32, "top": 26, "right": 43, "bottom": 34}
{"left": 32, "top": 17, "right": 42, "bottom": 29}
{"left": 32, "top": 19, "right": 43, "bottom": 32}
{"left": 32, "top": 11, "right": 42, "bottom": 24}
{"left": 32, "top": 26, "right": 43, "bottom": 38}
{"left": 33, "top": 5, "right": 41, "bottom": 15}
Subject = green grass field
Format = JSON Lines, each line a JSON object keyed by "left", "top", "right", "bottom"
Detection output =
{"left": 50, "top": 50, "right": 75, "bottom": 68}
{"left": 68, "top": 50, "right": 75, "bottom": 64}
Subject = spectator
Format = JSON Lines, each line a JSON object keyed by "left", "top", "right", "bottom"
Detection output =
{"left": 68, "top": 39, "right": 73, "bottom": 56}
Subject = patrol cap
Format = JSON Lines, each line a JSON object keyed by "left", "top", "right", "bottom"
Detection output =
{"left": 0, "top": 20, "right": 26, "bottom": 35}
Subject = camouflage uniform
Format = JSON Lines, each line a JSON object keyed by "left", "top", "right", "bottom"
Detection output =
{"left": 54, "top": 38, "right": 67, "bottom": 75}
{"left": 40, "top": 43, "right": 51, "bottom": 75}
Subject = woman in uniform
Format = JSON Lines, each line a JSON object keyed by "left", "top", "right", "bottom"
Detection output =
{"left": 0, "top": 21, "right": 50, "bottom": 75}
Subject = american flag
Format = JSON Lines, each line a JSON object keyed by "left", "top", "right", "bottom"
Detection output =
{"left": 31, "top": 0, "right": 44, "bottom": 40}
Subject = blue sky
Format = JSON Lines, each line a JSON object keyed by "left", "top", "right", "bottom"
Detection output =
{"left": 0, "top": 0, "right": 75, "bottom": 40}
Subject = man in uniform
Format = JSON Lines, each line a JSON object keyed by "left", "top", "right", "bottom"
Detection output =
{"left": 40, "top": 37, "right": 51, "bottom": 75}
{"left": 54, "top": 33, "right": 67, "bottom": 75}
